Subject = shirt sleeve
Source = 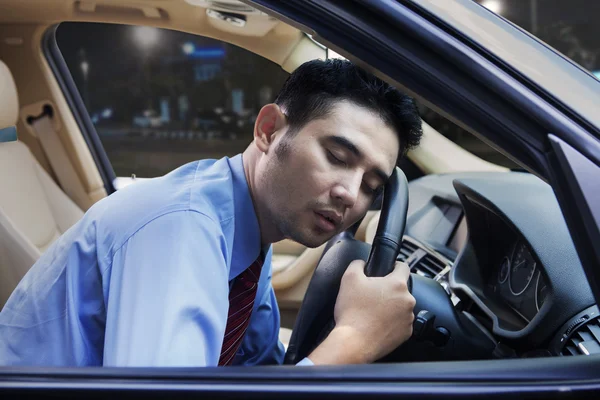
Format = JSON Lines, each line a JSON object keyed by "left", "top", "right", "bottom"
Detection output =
{"left": 296, "top": 358, "right": 314, "bottom": 366}
{"left": 102, "top": 210, "right": 230, "bottom": 367}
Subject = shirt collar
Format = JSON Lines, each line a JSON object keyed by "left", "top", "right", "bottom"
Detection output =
{"left": 227, "top": 154, "right": 263, "bottom": 279}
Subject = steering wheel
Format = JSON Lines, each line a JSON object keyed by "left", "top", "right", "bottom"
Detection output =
{"left": 284, "top": 168, "right": 497, "bottom": 364}
{"left": 284, "top": 167, "right": 410, "bottom": 364}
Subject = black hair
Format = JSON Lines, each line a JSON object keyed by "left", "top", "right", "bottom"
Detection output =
{"left": 274, "top": 58, "right": 422, "bottom": 158}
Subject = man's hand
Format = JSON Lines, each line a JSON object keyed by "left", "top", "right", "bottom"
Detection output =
{"left": 308, "top": 260, "right": 415, "bottom": 365}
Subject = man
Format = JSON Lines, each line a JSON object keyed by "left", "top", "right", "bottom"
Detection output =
{"left": 0, "top": 59, "right": 422, "bottom": 366}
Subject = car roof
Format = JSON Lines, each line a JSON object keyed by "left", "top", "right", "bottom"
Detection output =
{"left": 0, "top": 0, "right": 322, "bottom": 72}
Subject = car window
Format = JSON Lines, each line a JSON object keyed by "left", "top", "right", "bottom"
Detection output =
{"left": 411, "top": 0, "right": 600, "bottom": 170}
{"left": 56, "top": 23, "right": 290, "bottom": 183}
{"left": 418, "top": 105, "right": 518, "bottom": 169}
{"left": 474, "top": 0, "right": 600, "bottom": 77}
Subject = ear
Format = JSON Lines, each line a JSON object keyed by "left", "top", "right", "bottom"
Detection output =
{"left": 253, "top": 104, "right": 287, "bottom": 153}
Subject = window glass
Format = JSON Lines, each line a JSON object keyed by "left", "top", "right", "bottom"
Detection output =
{"left": 56, "top": 23, "right": 290, "bottom": 179}
{"left": 424, "top": 0, "right": 600, "bottom": 169}
{"left": 475, "top": 0, "right": 600, "bottom": 76}
{"left": 418, "top": 106, "right": 518, "bottom": 169}
{"left": 415, "top": 0, "right": 600, "bottom": 170}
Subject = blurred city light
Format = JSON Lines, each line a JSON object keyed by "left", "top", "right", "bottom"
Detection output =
{"left": 481, "top": 0, "right": 503, "bottom": 14}
{"left": 133, "top": 26, "right": 160, "bottom": 48}
{"left": 190, "top": 48, "right": 225, "bottom": 58}
{"left": 182, "top": 42, "right": 195, "bottom": 55}
{"left": 181, "top": 41, "right": 224, "bottom": 59}
{"left": 80, "top": 60, "right": 89, "bottom": 76}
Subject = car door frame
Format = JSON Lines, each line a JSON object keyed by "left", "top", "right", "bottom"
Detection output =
{"left": 2, "top": 0, "right": 600, "bottom": 398}
{"left": 43, "top": 25, "right": 118, "bottom": 196}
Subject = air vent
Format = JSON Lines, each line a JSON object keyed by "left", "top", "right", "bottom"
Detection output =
{"left": 561, "top": 316, "right": 600, "bottom": 356}
{"left": 413, "top": 254, "right": 446, "bottom": 279}
{"left": 397, "top": 240, "right": 418, "bottom": 262}
{"left": 394, "top": 239, "right": 450, "bottom": 279}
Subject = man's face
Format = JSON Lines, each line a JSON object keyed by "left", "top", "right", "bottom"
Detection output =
{"left": 257, "top": 101, "right": 400, "bottom": 248}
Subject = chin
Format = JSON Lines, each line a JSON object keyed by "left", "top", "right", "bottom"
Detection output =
{"left": 298, "top": 239, "right": 326, "bottom": 249}
{"left": 288, "top": 230, "right": 335, "bottom": 249}
{"left": 280, "top": 217, "right": 338, "bottom": 248}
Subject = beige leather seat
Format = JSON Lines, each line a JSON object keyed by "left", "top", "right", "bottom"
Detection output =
{"left": 0, "top": 60, "right": 83, "bottom": 307}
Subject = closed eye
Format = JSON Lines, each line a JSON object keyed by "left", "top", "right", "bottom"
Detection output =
{"left": 363, "top": 183, "right": 383, "bottom": 196}
{"left": 327, "top": 150, "right": 346, "bottom": 166}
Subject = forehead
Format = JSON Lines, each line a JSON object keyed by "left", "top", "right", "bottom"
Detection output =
{"left": 310, "top": 101, "right": 400, "bottom": 174}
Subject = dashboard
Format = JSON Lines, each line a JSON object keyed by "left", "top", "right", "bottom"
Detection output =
{"left": 401, "top": 171, "right": 595, "bottom": 354}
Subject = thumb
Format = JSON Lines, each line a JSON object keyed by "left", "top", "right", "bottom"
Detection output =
{"left": 390, "top": 261, "right": 411, "bottom": 282}
{"left": 345, "top": 259, "right": 367, "bottom": 277}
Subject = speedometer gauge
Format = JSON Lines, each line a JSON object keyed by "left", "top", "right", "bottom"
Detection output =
{"left": 509, "top": 241, "right": 537, "bottom": 296}
{"left": 498, "top": 257, "right": 510, "bottom": 284}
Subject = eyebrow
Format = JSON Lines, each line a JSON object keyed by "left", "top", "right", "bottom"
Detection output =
{"left": 327, "top": 135, "right": 390, "bottom": 185}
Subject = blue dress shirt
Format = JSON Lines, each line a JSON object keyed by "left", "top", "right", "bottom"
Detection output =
{"left": 0, "top": 155, "right": 306, "bottom": 367}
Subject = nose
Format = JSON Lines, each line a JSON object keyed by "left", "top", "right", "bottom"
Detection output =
{"left": 330, "top": 174, "right": 361, "bottom": 209}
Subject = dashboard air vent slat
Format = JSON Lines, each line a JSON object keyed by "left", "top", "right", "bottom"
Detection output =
{"left": 413, "top": 254, "right": 446, "bottom": 279}
{"left": 563, "top": 343, "right": 580, "bottom": 356}
{"left": 587, "top": 323, "right": 600, "bottom": 343}
{"left": 561, "top": 317, "right": 600, "bottom": 356}
{"left": 397, "top": 240, "right": 418, "bottom": 262}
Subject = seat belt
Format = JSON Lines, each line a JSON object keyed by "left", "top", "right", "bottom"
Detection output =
{"left": 27, "top": 105, "right": 90, "bottom": 208}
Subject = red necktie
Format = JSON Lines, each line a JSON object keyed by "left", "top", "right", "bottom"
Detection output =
{"left": 218, "top": 253, "right": 264, "bottom": 366}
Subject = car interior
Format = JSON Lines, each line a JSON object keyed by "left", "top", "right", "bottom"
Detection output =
{"left": 0, "top": 0, "right": 597, "bottom": 364}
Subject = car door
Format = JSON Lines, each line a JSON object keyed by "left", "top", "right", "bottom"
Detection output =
{"left": 1, "top": 0, "right": 600, "bottom": 398}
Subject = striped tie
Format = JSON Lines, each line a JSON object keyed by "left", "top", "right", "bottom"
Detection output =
{"left": 218, "top": 253, "right": 264, "bottom": 366}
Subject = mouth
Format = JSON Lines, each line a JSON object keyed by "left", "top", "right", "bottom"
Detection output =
{"left": 314, "top": 210, "right": 342, "bottom": 233}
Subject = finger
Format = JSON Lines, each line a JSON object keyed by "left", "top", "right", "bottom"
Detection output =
{"left": 390, "top": 261, "right": 411, "bottom": 281}
{"left": 344, "top": 259, "right": 367, "bottom": 276}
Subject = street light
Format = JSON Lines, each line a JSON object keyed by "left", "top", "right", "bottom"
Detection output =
{"left": 182, "top": 42, "right": 195, "bottom": 55}
{"left": 131, "top": 27, "right": 160, "bottom": 118}
{"left": 132, "top": 26, "right": 160, "bottom": 49}
{"left": 80, "top": 60, "right": 89, "bottom": 77}
{"left": 80, "top": 58, "right": 90, "bottom": 110}
{"left": 481, "top": 0, "right": 503, "bottom": 14}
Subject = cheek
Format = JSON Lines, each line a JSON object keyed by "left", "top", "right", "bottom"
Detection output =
{"left": 345, "top": 199, "right": 372, "bottom": 225}
{"left": 294, "top": 150, "right": 333, "bottom": 194}
{"left": 357, "top": 196, "right": 375, "bottom": 214}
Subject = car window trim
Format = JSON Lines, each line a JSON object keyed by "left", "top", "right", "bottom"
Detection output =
{"left": 43, "top": 24, "right": 117, "bottom": 194}
{"left": 2, "top": 356, "right": 600, "bottom": 398}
